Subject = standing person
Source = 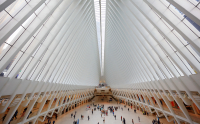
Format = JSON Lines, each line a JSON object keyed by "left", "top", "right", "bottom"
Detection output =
{"left": 21, "top": 111, "right": 25, "bottom": 119}
{"left": 138, "top": 116, "right": 140, "bottom": 122}
{"left": 158, "top": 119, "right": 161, "bottom": 124}
{"left": 75, "top": 111, "right": 77, "bottom": 115}
{"left": 27, "top": 111, "right": 32, "bottom": 119}
{"left": 103, "top": 117, "right": 105, "bottom": 123}
{"left": 48, "top": 119, "right": 51, "bottom": 124}
{"left": 92, "top": 109, "right": 93, "bottom": 114}
{"left": 2, "top": 114, "right": 6, "bottom": 122}
{"left": 114, "top": 115, "right": 116, "bottom": 120}
{"left": 74, "top": 114, "right": 75, "bottom": 119}
{"left": 121, "top": 116, "right": 122, "bottom": 121}
{"left": 14, "top": 110, "right": 18, "bottom": 119}
{"left": 101, "top": 113, "right": 102, "bottom": 117}
{"left": 55, "top": 113, "right": 58, "bottom": 120}
{"left": 53, "top": 120, "right": 55, "bottom": 124}
{"left": 71, "top": 113, "right": 73, "bottom": 118}
{"left": 152, "top": 119, "right": 155, "bottom": 124}
{"left": 97, "top": 122, "right": 99, "bottom": 124}
{"left": 128, "top": 108, "right": 129, "bottom": 111}
{"left": 132, "top": 119, "right": 134, "bottom": 124}
{"left": 24, "top": 107, "right": 27, "bottom": 112}
{"left": 88, "top": 116, "right": 90, "bottom": 121}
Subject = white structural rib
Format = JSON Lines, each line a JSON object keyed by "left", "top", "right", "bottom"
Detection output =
{"left": 0, "top": 0, "right": 100, "bottom": 123}
{"left": 105, "top": 0, "right": 200, "bottom": 124}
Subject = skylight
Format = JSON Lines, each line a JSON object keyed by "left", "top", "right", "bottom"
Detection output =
{"left": 94, "top": 0, "right": 106, "bottom": 76}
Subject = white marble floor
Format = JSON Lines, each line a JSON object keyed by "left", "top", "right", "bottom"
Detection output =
{"left": 44, "top": 96, "right": 174, "bottom": 124}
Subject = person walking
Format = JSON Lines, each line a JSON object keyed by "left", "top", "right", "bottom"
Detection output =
{"left": 71, "top": 113, "right": 73, "bottom": 118}
{"left": 2, "top": 114, "right": 6, "bottom": 122}
{"left": 75, "top": 111, "right": 77, "bottom": 115}
{"left": 88, "top": 116, "right": 90, "bottom": 121}
{"left": 14, "top": 110, "right": 18, "bottom": 119}
{"left": 48, "top": 119, "right": 51, "bottom": 124}
{"left": 121, "top": 116, "right": 122, "bottom": 121}
{"left": 98, "top": 122, "right": 99, "bottom": 124}
{"left": 74, "top": 114, "right": 75, "bottom": 119}
{"left": 114, "top": 115, "right": 116, "bottom": 120}
{"left": 53, "top": 120, "right": 55, "bottom": 124}
{"left": 138, "top": 116, "right": 140, "bottom": 122}
{"left": 123, "top": 118, "right": 125, "bottom": 124}
{"left": 132, "top": 119, "right": 134, "bottom": 124}
{"left": 92, "top": 109, "right": 93, "bottom": 114}
{"left": 55, "top": 113, "right": 58, "bottom": 120}
{"left": 103, "top": 117, "right": 105, "bottom": 123}
{"left": 101, "top": 113, "right": 102, "bottom": 117}
{"left": 128, "top": 108, "right": 129, "bottom": 111}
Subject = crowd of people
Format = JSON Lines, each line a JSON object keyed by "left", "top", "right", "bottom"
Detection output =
{"left": 1, "top": 98, "right": 168, "bottom": 124}
{"left": 1, "top": 107, "right": 33, "bottom": 124}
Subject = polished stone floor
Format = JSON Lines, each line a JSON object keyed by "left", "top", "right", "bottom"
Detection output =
{"left": 41, "top": 96, "right": 174, "bottom": 124}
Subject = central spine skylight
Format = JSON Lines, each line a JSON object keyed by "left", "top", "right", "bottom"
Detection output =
{"left": 94, "top": 0, "right": 106, "bottom": 76}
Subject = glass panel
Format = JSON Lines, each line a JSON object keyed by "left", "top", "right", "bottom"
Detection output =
{"left": 168, "top": 4, "right": 184, "bottom": 20}
{"left": 160, "top": 0, "right": 170, "bottom": 7}
{"left": 183, "top": 17, "right": 200, "bottom": 36}
{"left": 22, "top": 13, "right": 36, "bottom": 29}
{"left": 35, "top": 3, "right": 45, "bottom": 15}
{"left": 5, "top": 51, "right": 24, "bottom": 77}
{"left": 5, "top": 0, "right": 27, "bottom": 17}
{"left": 17, "top": 57, "right": 33, "bottom": 79}
{"left": 5, "top": 26, "right": 25, "bottom": 45}
{"left": 186, "top": 44, "right": 200, "bottom": 63}
{"left": 188, "top": 0, "right": 200, "bottom": 6}
{"left": 21, "top": 37, "right": 34, "bottom": 52}
{"left": 172, "top": 30, "right": 188, "bottom": 45}
{"left": 45, "top": 0, "right": 51, "bottom": 4}
{"left": 0, "top": 43, "right": 11, "bottom": 60}
{"left": 176, "top": 52, "right": 196, "bottom": 74}
{"left": 0, "top": 10, "right": 12, "bottom": 30}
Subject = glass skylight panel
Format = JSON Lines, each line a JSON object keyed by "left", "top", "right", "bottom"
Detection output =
{"left": 94, "top": 0, "right": 106, "bottom": 76}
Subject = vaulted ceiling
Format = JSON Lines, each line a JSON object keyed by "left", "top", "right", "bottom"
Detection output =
{"left": 0, "top": 0, "right": 200, "bottom": 91}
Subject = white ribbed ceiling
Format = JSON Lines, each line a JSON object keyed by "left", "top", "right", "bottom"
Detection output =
{"left": 104, "top": 0, "right": 200, "bottom": 89}
{"left": 0, "top": 0, "right": 200, "bottom": 90}
{"left": 0, "top": 0, "right": 100, "bottom": 87}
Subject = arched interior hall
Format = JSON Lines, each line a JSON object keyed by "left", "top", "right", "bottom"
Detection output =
{"left": 0, "top": 0, "right": 200, "bottom": 124}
